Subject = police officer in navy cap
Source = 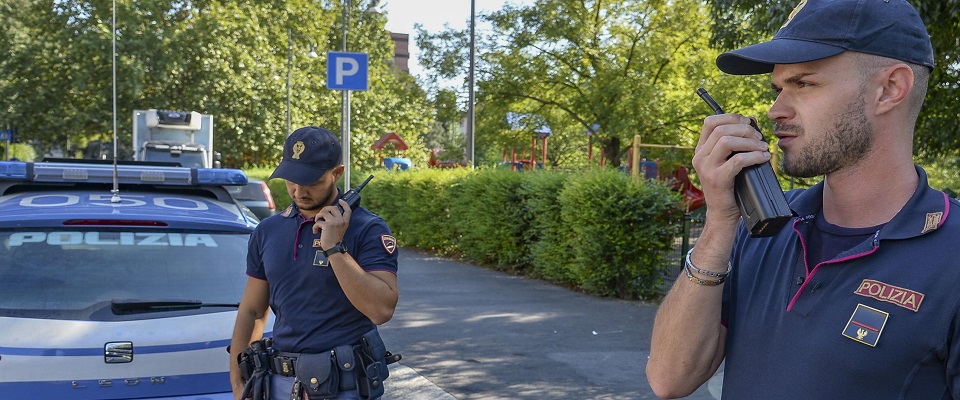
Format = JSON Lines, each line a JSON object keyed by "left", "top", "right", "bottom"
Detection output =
{"left": 648, "top": 1, "right": 960, "bottom": 399}
{"left": 230, "top": 126, "right": 399, "bottom": 400}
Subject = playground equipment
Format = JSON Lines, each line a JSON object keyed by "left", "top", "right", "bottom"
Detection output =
{"left": 627, "top": 134, "right": 704, "bottom": 211}
{"left": 501, "top": 127, "right": 551, "bottom": 171}
{"left": 428, "top": 149, "right": 466, "bottom": 168}
{"left": 371, "top": 132, "right": 411, "bottom": 171}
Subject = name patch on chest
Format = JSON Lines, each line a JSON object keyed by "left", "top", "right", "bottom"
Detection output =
{"left": 854, "top": 279, "right": 924, "bottom": 312}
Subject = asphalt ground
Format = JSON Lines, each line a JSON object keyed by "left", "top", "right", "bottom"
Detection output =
{"left": 379, "top": 248, "right": 722, "bottom": 400}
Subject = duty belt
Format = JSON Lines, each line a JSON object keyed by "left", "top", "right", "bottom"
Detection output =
{"left": 272, "top": 352, "right": 299, "bottom": 377}
{"left": 270, "top": 349, "right": 402, "bottom": 377}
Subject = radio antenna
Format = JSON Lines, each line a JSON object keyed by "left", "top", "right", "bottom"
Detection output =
{"left": 110, "top": 0, "right": 120, "bottom": 203}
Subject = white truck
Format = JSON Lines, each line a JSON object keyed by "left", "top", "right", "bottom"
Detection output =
{"left": 132, "top": 109, "right": 218, "bottom": 168}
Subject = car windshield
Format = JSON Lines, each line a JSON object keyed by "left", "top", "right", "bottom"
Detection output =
{"left": 0, "top": 228, "right": 249, "bottom": 318}
{"left": 143, "top": 148, "right": 207, "bottom": 168}
{"left": 228, "top": 181, "right": 265, "bottom": 201}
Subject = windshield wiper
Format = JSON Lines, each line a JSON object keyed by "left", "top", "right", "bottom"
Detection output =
{"left": 111, "top": 299, "right": 240, "bottom": 314}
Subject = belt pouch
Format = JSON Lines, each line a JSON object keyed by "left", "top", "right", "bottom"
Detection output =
{"left": 360, "top": 329, "right": 389, "bottom": 381}
{"left": 237, "top": 348, "right": 255, "bottom": 381}
{"left": 295, "top": 351, "right": 339, "bottom": 399}
{"left": 333, "top": 344, "right": 358, "bottom": 391}
{"left": 356, "top": 329, "right": 389, "bottom": 400}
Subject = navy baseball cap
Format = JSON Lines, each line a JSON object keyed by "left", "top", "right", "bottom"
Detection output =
{"left": 269, "top": 126, "right": 342, "bottom": 185}
{"left": 716, "top": 0, "right": 934, "bottom": 75}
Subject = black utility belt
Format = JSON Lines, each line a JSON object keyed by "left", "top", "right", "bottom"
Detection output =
{"left": 272, "top": 347, "right": 354, "bottom": 379}
{"left": 239, "top": 329, "right": 401, "bottom": 400}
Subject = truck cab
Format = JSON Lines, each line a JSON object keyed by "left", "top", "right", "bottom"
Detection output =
{"left": 133, "top": 109, "right": 218, "bottom": 168}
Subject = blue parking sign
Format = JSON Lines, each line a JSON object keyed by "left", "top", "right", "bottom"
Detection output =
{"left": 327, "top": 52, "right": 369, "bottom": 91}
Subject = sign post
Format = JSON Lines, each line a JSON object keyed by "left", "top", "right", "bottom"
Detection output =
{"left": 327, "top": 51, "right": 369, "bottom": 190}
{"left": 1, "top": 128, "right": 12, "bottom": 160}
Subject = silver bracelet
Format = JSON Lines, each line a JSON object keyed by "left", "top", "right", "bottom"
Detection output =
{"left": 685, "top": 248, "right": 731, "bottom": 278}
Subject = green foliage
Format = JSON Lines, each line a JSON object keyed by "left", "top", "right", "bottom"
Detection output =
{"left": 923, "top": 156, "right": 960, "bottom": 195}
{"left": 360, "top": 167, "right": 684, "bottom": 300}
{"left": 0, "top": 0, "right": 433, "bottom": 171}
{"left": 362, "top": 168, "right": 472, "bottom": 253}
{"left": 558, "top": 170, "right": 682, "bottom": 298}
{"left": 417, "top": 0, "right": 756, "bottom": 169}
{"left": 1, "top": 143, "right": 38, "bottom": 161}
{"left": 522, "top": 171, "right": 577, "bottom": 284}
{"left": 448, "top": 168, "right": 529, "bottom": 270}
{"left": 419, "top": 88, "right": 465, "bottom": 161}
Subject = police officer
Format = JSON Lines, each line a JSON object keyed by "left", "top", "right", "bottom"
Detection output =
{"left": 648, "top": 0, "right": 960, "bottom": 399}
{"left": 229, "top": 126, "right": 399, "bottom": 400}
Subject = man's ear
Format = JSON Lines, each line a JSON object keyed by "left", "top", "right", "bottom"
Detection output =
{"left": 332, "top": 165, "right": 346, "bottom": 181}
{"left": 875, "top": 64, "right": 914, "bottom": 116}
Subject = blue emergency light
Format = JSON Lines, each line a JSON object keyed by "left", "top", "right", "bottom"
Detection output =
{"left": 0, "top": 161, "right": 248, "bottom": 186}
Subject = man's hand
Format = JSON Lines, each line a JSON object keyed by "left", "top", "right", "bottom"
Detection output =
{"left": 312, "top": 199, "right": 351, "bottom": 249}
{"left": 693, "top": 113, "right": 771, "bottom": 225}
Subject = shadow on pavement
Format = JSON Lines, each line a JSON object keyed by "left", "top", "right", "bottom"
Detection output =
{"left": 379, "top": 249, "right": 720, "bottom": 400}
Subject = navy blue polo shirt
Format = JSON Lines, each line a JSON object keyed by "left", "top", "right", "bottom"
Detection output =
{"left": 246, "top": 200, "right": 398, "bottom": 354}
{"left": 721, "top": 166, "right": 960, "bottom": 399}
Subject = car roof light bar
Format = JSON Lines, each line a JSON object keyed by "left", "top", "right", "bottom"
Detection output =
{"left": 0, "top": 161, "right": 29, "bottom": 180}
{"left": 0, "top": 161, "right": 248, "bottom": 186}
{"left": 197, "top": 168, "right": 248, "bottom": 186}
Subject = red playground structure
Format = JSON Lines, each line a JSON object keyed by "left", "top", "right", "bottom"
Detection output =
{"left": 371, "top": 132, "right": 412, "bottom": 171}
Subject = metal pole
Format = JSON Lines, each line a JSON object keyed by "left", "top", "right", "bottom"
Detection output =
{"left": 342, "top": 0, "right": 352, "bottom": 189}
{"left": 286, "top": 28, "right": 293, "bottom": 136}
{"left": 467, "top": 0, "right": 476, "bottom": 168}
{"left": 110, "top": 0, "right": 120, "bottom": 203}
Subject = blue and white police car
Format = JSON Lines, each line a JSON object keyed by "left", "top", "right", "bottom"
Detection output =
{"left": 0, "top": 159, "right": 272, "bottom": 399}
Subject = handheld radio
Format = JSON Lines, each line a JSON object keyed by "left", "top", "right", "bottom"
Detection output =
{"left": 336, "top": 174, "right": 374, "bottom": 214}
{"left": 696, "top": 88, "right": 792, "bottom": 237}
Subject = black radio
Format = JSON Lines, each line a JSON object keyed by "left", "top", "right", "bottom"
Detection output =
{"left": 696, "top": 88, "right": 793, "bottom": 237}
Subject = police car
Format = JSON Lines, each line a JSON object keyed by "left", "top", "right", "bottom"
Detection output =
{"left": 0, "top": 159, "right": 272, "bottom": 399}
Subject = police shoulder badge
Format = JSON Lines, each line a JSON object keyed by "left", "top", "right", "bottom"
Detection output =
{"left": 921, "top": 212, "right": 942, "bottom": 234}
{"left": 381, "top": 234, "right": 397, "bottom": 254}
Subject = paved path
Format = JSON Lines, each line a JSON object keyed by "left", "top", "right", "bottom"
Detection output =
{"left": 380, "top": 249, "right": 722, "bottom": 399}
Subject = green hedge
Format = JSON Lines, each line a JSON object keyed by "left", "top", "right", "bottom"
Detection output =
{"left": 364, "top": 168, "right": 684, "bottom": 300}
{"left": 363, "top": 168, "right": 470, "bottom": 253}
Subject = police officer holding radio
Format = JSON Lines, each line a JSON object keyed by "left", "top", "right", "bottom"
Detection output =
{"left": 648, "top": 0, "right": 960, "bottom": 398}
{"left": 229, "top": 126, "right": 400, "bottom": 400}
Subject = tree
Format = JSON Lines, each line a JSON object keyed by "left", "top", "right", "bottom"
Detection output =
{"left": 0, "top": 0, "right": 433, "bottom": 169}
{"left": 417, "top": 0, "right": 768, "bottom": 168}
{"left": 418, "top": 88, "right": 464, "bottom": 159}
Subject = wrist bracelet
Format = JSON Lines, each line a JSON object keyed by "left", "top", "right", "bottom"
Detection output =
{"left": 684, "top": 264, "right": 726, "bottom": 286}
{"left": 685, "top": 248, "right": 731, "bottom": 278}
{"left": 684, "top": 248, "right": 731, "bottom": 286}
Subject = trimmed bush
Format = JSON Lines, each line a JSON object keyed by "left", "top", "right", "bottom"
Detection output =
{"left": 363, "top": 168, "right": 470, "bottom": 254}
{"left": 559, "top": 170, "right": 682, "bottom": 299}
{"left": 449, "top": 168, "right": 529, "bottom": 271}
{"left": 523, "top": 171, "right": 577, "bottom": 285}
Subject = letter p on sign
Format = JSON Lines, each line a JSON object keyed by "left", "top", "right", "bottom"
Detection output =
{"left": 327, "top": 52, "right": 369, "bottom": 91}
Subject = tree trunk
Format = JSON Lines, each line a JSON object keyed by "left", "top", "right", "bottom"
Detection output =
{"left": 602, "top": 136, "right": 621, "bottom": 168}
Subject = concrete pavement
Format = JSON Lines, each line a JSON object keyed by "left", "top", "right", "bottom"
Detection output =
{"left": 379, "top": 249, "right": 721, "bottom": 399}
